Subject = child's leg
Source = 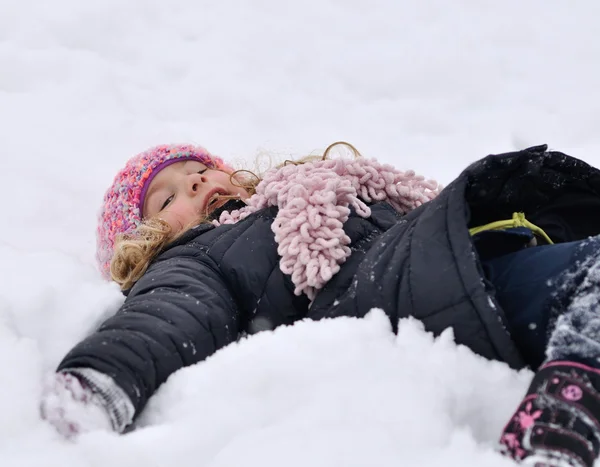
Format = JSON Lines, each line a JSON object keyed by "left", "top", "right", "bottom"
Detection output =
{"left": 486, "top": 237, "right": 600, "bottom": 467}
{"left": 545, "top": 257, "right": 600, "bottom": 366}
{"left": 483, "top": 237, "right": 598, "bottom": 368}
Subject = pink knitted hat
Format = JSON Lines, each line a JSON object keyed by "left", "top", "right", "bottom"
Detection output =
{"left": 96, "top": 144, "right": 233, "bottom": 279}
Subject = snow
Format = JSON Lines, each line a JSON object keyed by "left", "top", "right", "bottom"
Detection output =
{"left": 0, "top": 0, "right": 598, "bottom": 465}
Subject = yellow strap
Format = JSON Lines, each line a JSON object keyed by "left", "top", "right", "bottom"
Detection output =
{"left": 469, "top": 212, "right": 554, "bottom": 245}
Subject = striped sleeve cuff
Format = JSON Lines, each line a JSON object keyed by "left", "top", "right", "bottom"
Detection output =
{"left": 62, "top": 367, "right": 135, "bottom": 433}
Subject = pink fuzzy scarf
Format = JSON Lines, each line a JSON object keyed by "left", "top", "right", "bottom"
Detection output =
{"left": 213, "top": 158, "right": 440, "bottom": 300}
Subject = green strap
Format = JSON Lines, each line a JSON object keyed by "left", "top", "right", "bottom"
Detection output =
{"left": 469, "top": 212, "right": 554, "bottom": 245}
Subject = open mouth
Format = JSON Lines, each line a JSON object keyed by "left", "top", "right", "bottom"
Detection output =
{"left": 204, "top": 189, "right": 230, "bottom": 214}
{"left": 207, "top": 194, "right": 225, "bottom": 209}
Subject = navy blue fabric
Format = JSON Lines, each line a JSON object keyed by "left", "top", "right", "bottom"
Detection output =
{"left": 482, "top": 236, "right": 600, "bottom": 369}
{"left": 473, "top": 226, "right": 537, "bottom": 261}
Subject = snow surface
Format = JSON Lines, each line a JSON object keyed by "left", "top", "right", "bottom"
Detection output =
{"left": 1, "top": 0, "right": 599, "bottom": 465}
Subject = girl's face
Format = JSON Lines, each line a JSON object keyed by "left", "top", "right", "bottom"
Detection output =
{"left": 142, "top": 160, "right": 249, "bottom": 233}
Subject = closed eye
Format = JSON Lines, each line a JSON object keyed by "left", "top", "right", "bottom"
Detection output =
{"left": 158, "top": 168, "right": 206, "bottom": 211}
{"left": 160, "top": 195, "right": 174, "bottom": 211}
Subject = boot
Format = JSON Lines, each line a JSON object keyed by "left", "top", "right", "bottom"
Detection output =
{"left": 499, "top": 361, "right": 600, "bottom": 467}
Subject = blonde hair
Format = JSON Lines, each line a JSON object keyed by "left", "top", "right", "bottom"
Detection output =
{"left": 110, "top": 142, "right": 361, "bottom": 290}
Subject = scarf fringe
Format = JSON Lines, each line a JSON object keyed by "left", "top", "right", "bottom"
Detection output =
{"left": 214, "top": 158, "right": 441, "bottom": 300}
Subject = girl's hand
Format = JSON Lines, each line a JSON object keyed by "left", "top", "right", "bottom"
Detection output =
{"left": 40, "top": 372, "right": 113, "bottom": 439}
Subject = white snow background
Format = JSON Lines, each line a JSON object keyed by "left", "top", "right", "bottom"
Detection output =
{"left": 1, "top": 1, "right": 599, "bottom": 465}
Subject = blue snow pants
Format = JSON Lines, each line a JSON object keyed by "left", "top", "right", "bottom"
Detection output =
{"left": 482, "top": 234, "right": 600, "bottom": 369}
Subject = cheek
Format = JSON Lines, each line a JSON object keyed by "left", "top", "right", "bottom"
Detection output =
{"left": 157, "top": 211, "right": 183, "bottom": 232}
{"left": 235, "top": 186, "right": 250, "bottom": 198}
{"left": 160, "top": 204, "right": 198, "bottom": 231}
{"left": 223, "top": 173, "right": 250, "bottom": 197}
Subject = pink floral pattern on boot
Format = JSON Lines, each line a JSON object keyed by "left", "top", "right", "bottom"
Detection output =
{"left": 516, "top": 401, "right": 543, "bottom": 431}
{"left": 498, "top": 361, "right": 600, "bottom": 467}
{"left": 500, "top": 398, "right": 542, "bottom": 460}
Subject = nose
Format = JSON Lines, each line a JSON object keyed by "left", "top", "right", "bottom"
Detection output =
{"left": 185, "top": 172, "right": 207, "bottom": 196}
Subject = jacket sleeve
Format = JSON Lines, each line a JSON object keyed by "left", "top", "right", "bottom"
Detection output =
{"left": 57, "top": 252, "right": 240, "bottom": 418}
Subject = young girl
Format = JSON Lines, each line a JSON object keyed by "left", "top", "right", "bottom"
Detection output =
{"left": 41, "top": 142, "right": 600, "bottom": 467}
